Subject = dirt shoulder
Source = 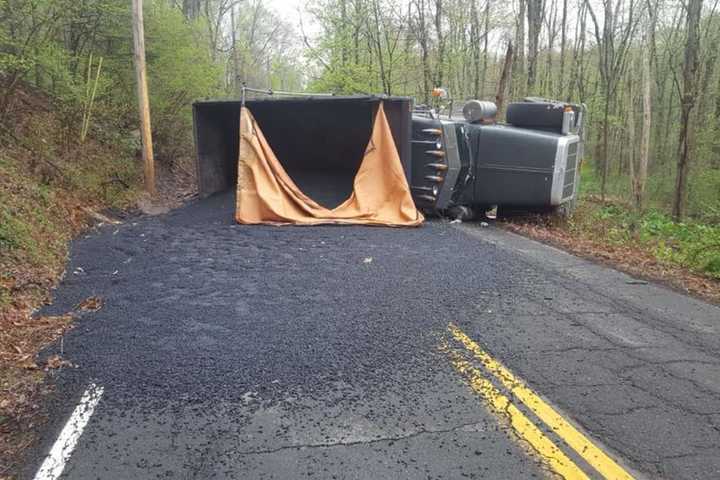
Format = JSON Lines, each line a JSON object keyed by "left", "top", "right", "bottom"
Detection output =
{"left": 500, "top": 199, "right": 720, "bottom": 306}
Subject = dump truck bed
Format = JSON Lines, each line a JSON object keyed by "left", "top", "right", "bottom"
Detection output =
{"left": 193, "top": 96, "right": 413, "bottom": 207}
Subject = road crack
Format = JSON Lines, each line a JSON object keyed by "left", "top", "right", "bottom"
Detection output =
{"left": 232, "top": 421, "right": 486, "bottom": 456}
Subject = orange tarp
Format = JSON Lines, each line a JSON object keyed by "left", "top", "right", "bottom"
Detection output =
{"left": 235, "top": 102, "right": 424, "bottom": 226}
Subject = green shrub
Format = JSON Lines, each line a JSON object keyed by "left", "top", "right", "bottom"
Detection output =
{"left": 638, "top": 211, "right": 720, "bottom": 278}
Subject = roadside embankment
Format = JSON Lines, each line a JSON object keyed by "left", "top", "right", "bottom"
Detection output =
{"left": 0, "top": 84, "right": 144, "bottom": 477}
{"left": 502, "top": 196, "right": 720, "bottom": 305}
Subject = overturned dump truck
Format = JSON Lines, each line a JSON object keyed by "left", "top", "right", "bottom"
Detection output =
{"left": 193, "top": 92, "right": 584, "bottom": 226}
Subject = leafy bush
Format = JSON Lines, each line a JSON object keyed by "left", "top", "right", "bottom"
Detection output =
{"left": 639, "top": 212, "right": 720, "bottom": 278}
{"left": 575, "top": 201, "right": 720, "bottom": 279}
{"left": 2, "top": 0, "right": 222, "bottom": 170}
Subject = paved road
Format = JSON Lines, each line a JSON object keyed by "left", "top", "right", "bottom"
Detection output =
{"left": 22, "top": 191, "right": 720, "bottom": 479}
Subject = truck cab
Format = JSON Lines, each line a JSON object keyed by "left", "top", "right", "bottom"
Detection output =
{"left": 410, "top": 98, "right": 585, "bottom": 217}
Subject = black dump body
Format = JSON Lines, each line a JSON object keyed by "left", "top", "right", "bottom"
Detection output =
{"left": 193, "top": 96, "right": 413, "bottom": 209}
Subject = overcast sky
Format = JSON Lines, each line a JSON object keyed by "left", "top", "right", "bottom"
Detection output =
{"left": 264, "top": 0, "right": 318, "bottom": 35}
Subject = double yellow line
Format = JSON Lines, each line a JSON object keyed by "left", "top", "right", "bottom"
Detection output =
{"left": 446, "top": 323, "right": 636, "bottom": 480}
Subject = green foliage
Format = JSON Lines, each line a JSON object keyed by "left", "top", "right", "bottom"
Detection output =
{"left": 146, "top": 3, "right": 221, "bottom": 110}
{"left": 1, "top": 0, "right": 223, "bottom": 166}
{"left": 639, "top": 212, "right": 720, "bottom": 277}
{"left": 143, "top": 2, "right": 222, "bottom": 163}
{"left": 308, "top": 62, "right": 379, "bottom": 94}
{"left": 578, "top": 156, "right": 720, "bottom": 277}
{"left": 573, "top": 198, "right": 720, "bottom": 279}
{"left": 581, "top": 151, "right": 720, "bottom": 223}
{"left": 687, "top": 168, "right": 720, "bottom": 223}
{"left": 228, "top": 0, "right": 305, "bottom": 93}
{"left": 0, "top": 155, "right": 69, "bottom": 267}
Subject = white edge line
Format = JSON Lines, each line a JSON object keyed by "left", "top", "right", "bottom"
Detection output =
{"left": 33, "top": 383, "right": 104, "bottom": 480}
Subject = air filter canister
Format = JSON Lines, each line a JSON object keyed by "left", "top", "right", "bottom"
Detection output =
{"left": 462, "top": 100, "right": 498, "bottom": 123}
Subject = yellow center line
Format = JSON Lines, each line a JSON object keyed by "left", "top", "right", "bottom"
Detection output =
{"left": 448, "top": 322, "right": 636, "bottom": 480}
{"left": 446, "top": 347, "right": 590, "bottom": 480}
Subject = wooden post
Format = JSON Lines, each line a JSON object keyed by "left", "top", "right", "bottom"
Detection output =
{"left": 132, "top": 0, "right": 156, "bottom": 196}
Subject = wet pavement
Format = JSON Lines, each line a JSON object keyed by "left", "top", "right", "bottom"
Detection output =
{"left": 21, "top": 191, "right": 720, "bottom": 479}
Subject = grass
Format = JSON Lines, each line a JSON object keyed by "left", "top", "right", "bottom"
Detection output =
{"left": 564, "top": 200, "right": 720, "bottom": 279}
{"left": 0, "top": 155, "right": 72, "bottom": 309}
{"left": 575, "top": 160, "right": 720, "bottom": 279}
{"left": 0, "top": 135, "right": 140, "bottom": 311}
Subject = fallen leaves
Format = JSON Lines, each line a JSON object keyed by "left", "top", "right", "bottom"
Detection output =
{"left": 502, "top": 209, "right": 720, "bottom": 305}
{"left": 44, "top": 355, "right": 74, "bottom": 370}
{"left": 75, "top": 296, "right": 103, "bottom": 312}
{"left": 0, "top": 307, "right": 75, "bottom": 475}
{"left": 0, "top": 314, "right": 74, "bottom": 364}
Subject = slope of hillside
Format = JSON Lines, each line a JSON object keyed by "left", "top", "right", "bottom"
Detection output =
{"left": 0, "top": 84, "right": 143, "bottom": 477}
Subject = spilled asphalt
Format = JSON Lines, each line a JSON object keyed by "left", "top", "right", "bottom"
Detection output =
{"left": 20, "top": 191, "right": 720, "bottom": 479}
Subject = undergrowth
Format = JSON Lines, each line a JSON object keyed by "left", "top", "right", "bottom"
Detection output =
{"left": 573, "top": 157, "right": 720, "bottom": 279}
{"left": 0, "top": 100, "right": 141, "bottom": 312}
{"left": 566, "top": 201, "right": 720, "bottom": 279}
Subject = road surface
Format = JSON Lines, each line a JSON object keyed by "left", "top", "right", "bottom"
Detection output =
{"left": 21, "top": 191, "right": 720, "bottom": 479}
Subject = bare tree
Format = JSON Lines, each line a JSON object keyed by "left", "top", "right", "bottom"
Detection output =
{"left": 673, "top": 0, "right": 704, "bottom": 219}
{"left": 496, "top": 40, "right": 514, "bottom": 114}
{"left": 433, "top": 0, "right": 447, "bottom": 87}
{"left": 470, "top": 0, "right": 482, "bottom": 97}
{"left": 558, "top": 0, "right": 568, "bottom": 96}
{"left": 410, "top": 0, "right": 432, "bottom": 102}
{"left": 633, "top": 0, "right": 655, "bottom": 210}
{"left": 544, "top": 0, "right": 559, "bottom": 95}
{"left": 512, "top": 0, "right": 526, "bottom": 97}
{"left": 526, "top": 0, "right": 544, "bottom": 92}
{"left": 585, "top": 0, "right": 640, "bottom": 199}
{"left": 481, "top": 0, "right": 490, "bottom": 97}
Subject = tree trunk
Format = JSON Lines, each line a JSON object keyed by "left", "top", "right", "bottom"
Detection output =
{"left": 636, "top": 18, "right": 652, "bottom": 210}
{"left": 512, "top": 0, "right": 526, "bottom": 97}
{"left": 496, "top": 40, "right": 514, "bottom": 116}
{"left": 182, "top": 0, "right": 200, "bottom": 20}
{"left": 526, "top": 0, "right": 544, "bottom": 92}
{"left": 434, "top": 0, "right": 446, "bottom": 87}
{"left": 558, "top": 0, "right": 567, "bottom": 96}
{"left": 413, "top": 0, "right": 432, "bottom": 102}
{"left": 481, "top": 0, "right": 490, "bottom": 97}
{"left": 340, "top": 0, "right": 348, "bottom": 67}
{"left": 627, "top": 68, "right": 636, "bottom": 193}
{"left": 230, "top": 4, "right": 240, "bottom": 94}
{"left": 673, "top": 0, "right": 703, "bottom": 220}
{"left": 545, "top": 0, "right": 556, "bottom": 95}
{"left": 470, "top": 0, "right": 481, "bottom": 98}
{"left": 601, "top": 91, "right": 610, "bottom": 200}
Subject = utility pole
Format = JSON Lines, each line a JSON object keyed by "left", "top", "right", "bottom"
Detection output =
{"left": 132, "top": 0, "right": 156, "bottom": 196}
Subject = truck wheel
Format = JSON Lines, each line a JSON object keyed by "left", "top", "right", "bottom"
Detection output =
{"left": 446, "top": 205, "right": 478, "bottom": 221}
